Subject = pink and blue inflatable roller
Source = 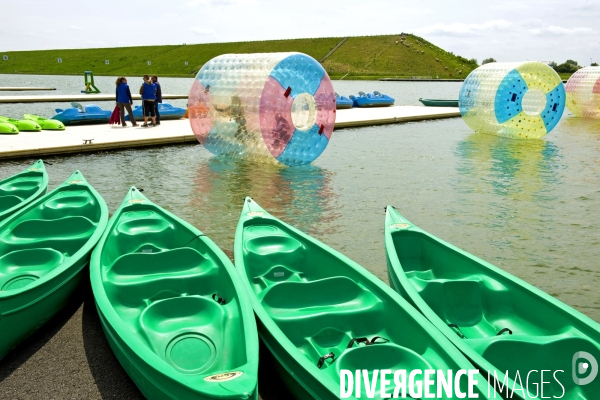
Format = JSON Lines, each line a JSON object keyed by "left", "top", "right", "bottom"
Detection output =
{"left": 188, "top": 53, "right": 336, "bottom": 166}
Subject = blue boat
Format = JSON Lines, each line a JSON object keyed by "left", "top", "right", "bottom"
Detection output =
{"left": 335, "top": 92, "right": 353, "bottom": 109}
{"left": 125, "top": 103, "right": 186, "bottom": 121}
{"left": 349, "top": 91, "right": 395, "bottom": 107}
{"left": 52, "top": 104, "right": 111, "bottom": 125}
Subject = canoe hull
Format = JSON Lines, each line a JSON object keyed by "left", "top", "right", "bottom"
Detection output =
{"left": 23, "top": 114, "right": 65, "bottom": 130}
{"left": 0, "top": 171, "right": 107, "bottom": 360}
{"left": 419, "top": 98, "right": 459, "bottom": 107}
{"left": 384, "top": 206, "right": 600, "bottom": 399}
{"left": 0, "top": 160, "right": 48, "bottom": 223}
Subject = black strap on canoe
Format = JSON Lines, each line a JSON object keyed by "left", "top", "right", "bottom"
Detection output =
{"left": 448, "top": 324, "right": 467, "bottom": 339}
{"left": 182, "top": 233, "right": 206, "bottom": 246}
{"left": 497, "top": 328, "right": 512, "bottom": 336}
{"left": 317, "top": 352, "right": 335, "bottom": 369}
{"left": 346, "top": 337, "right": 370, "bottom": 348}
{"left": 212, "top": 294, "right": 226, "bottom": 305}
{"left": 370, "top": 336, "right": 390, "bottom": 344}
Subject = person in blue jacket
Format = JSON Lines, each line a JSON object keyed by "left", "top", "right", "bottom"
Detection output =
{"left": 140, "top": 75, "right": 157, "bottom": 127}
{"left": 152, "top": 75, "right": 162, "bottom": 125}
{"left": 115, "top": 77, "right": 137, "bottom": 127}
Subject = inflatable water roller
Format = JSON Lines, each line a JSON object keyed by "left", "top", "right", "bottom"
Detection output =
{"left": 188, "top": 53, "right": 336, "bottom": 166}
{"left": 565, "top": 66, "right": 600, "bottom": 119}
{"left": 459, "top": 61, "right": 565, "bottom": 139}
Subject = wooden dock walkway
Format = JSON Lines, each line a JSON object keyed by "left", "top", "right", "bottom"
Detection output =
{"left": 0, "top": 87, "right": 56, "bottom": 91}
{"left": 0, "top": 93, "right": 189, "bottom": 103}
{"left": 0, "top": 106, "right": 460, "bottom": 160}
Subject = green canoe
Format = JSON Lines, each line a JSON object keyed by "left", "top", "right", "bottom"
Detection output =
{"left": 0, "top": 160, "right": 49, "bottom": 223}
{"left": 90, "top": 188, "right": 258, "bottom": 400}
{"left": 0, "top": 170, "right": 108, "bottom": 359}
{"left": 23, "top": 114, "right": 65, "bottom": 130}
{"left": 385, "top": 206, "right": 600, "bottom": 399}
{"left": 419, "top": 98, "right": 459, "bottom": 107}
{"left": 0, "top": 116, "right": 42, "bottom": 131}
{"left": 0, "top": 121, "right": 19, "bottom": 134}
{"left": 235, "top": 198, "right": 493, "bottom": 399}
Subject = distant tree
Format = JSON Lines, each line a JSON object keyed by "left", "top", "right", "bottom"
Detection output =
{"left": 468, "top": 58, "right": 478, "bottom": 65}
{"left": 548, "top": 61, "right": 558, "bottom": 68}
{"left": 554, "top": 60, "right": 581, "bottom": 73}
{"left": 482, "top": 58, "right": 496, "bottom": 64}
{"left": 592, "top": 62, "right": 599, "bottom": 66}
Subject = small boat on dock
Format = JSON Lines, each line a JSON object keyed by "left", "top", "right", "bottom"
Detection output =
{"left": 384, "top": 205, "right": 600, "bottom": 399}
{"left": 0, "top": 160, "right": 48, "bottom": 223}
{"left": 0, "top": 116, "right": 41, "bottom": 131}
{"left": 90, "top": 188, "right": 258, "bottom": 400}
{"left": 0, "top": 122, "right": 19, "bottom": 134}
{"left": 51, "top": 104, "right": 111, "bottom": 125}
{"left": 419, "top": 98, "right": 459, "bottom": 107}
{"left": 0, "top": 170, "right": 108, "bottom": 360}
{"left": 334, "top": 93, "right": 353, "bottom": 109}
{"left": 349, "top": 91, "right": 395, "bottom": 107}
{"left": 23, "top": 114, "right": 65, "bottom": 130}
{"left": 235, "top": 197, "right": 492, "bottom": 399}
{"left": 125, "top": 103, "right": 186, "bottom": 121}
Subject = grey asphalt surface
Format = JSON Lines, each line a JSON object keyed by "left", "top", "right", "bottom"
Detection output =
{"left": 0, "top": 277, "right": 292, "bottom": 399}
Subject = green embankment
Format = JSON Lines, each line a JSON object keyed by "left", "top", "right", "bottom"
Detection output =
{"left": 0, "top": 34, "right": 478, "bottom": 80}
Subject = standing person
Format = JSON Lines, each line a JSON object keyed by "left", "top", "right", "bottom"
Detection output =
{"left": 151, "top": 75, "right": 162, "bottom": 125}
{"left": 140, "top": 75, "right": 157, "bottom": 127}
{"left": 115, "top": 77, "right": 137, "bottom": 127}
{"left": 214, "top": 95, "right": 247, "bottom": 139}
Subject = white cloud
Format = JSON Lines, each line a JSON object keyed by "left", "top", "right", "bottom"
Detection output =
{"left": 187, "top": 0, "right": 257, "bottom": 6}
{"left": 191, "top": 27, "right": 216, "bottom": 36}
{"left": 418, "top": 20, "right": 513, "bottom": 37}
{"left": 69, "top": 25, "right": 83, "bottom": 30}
{"left": 529, "top": 25, "right": 595, "bottom": 36}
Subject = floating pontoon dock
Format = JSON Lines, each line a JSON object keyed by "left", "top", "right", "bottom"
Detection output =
{"left": 0, "top": 106, "right": 460, "bottom": 160}
{"left": 0, "top": 93, "right": 189, "bottom": 103}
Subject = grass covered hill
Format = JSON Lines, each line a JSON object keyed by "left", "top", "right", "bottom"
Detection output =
{"left": 0, "top": 34, "right": 478, "bottom": 80}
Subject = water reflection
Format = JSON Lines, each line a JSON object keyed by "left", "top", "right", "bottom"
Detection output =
{"left": 454, "top": 133, "right": 562, "bottom": 201}
{"left": 188, "top": 156, "right": 340, "bottom": 255}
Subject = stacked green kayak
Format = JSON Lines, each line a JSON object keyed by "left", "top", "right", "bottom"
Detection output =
{"left": 0, "top": 122, "right": 19, "bottom": 134}
{"left": 90, "top": 188, "right": 258, "bottom": 400}
{"left": 0, "top": 170, "right": 108, "bottom": 359}
{"left": 235, "top": 198, "right": 493, "bottom": 399}
{"left": 385, "top": 206, "right": 600, "bottom": 399}
{"left": 0, "top": 160, "right": 48, "bottom": 223}
{"left": 23, "top": 114, "right": 65, "bottom": 130}
{"left": 0, "top": 116, "right": 41, "bottom": 131}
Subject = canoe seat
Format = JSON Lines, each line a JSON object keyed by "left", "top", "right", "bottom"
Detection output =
{"left": 42, "top": 191, "right": 97, "bottom": 219}
{"left": 0, "top": 195, "right": 22, "bottom": 211}
{"left": 7, "top": 216, "right": 96, "bottom": 241}
{"left": 0, "top": 248, "right": 64, "bottom": 291}
{"left": 244, "top": 233, "right": 307, "bottom": 278}
{"left": 414, "top": 274, "right": 512, "bottom": 338}
{"left": 138, "top": 295, "right": 230, "bottom": 374}
{"left": 107, "top": 248, "right": 215, "bottom": 282}
{"left": 334, "top": 343, "right": 431, "bottom": 373}
{"left": 261, "top": 277, "right": 385, "bottom": 341}
{"left": 104, "top": 248, "right": 219, "bottom": 308}
{"left": 0, "top": 177, "right": 41, "bottom": 196}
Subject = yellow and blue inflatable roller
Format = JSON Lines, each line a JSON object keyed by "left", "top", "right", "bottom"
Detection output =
{"left": 565, "top": 66, "right": 600, "bottom": 119}
{"left": 188, "top": 53, "right": 336, "bottom": 166}
{"left": 459, "top": 61, "right": 565, "bottom": 139}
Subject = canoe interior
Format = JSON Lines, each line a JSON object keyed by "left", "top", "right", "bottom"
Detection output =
{"left": 238, "top": 209, "right": 487, "bottom": 397}
{"left": 0, "top": 163, "right": 47, "bottom": 220}
{"left": 388, "top": 228, "right": 600, "bottom": 398}
{"left": 98, "top": 199, "right": 251, "bottom": 381}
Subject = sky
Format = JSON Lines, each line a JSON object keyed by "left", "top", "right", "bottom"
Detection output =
{"left": 1, "top": 0, "right": 598, "bottom": 65}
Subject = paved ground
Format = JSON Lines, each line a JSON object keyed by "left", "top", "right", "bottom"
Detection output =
{"left": 0, "top": 106, "right": 460, "bottom": 160}
{"left": 0, "top": 277, "right": 291, "bottom": 399}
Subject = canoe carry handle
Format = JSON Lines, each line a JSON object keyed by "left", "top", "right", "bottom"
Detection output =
{"left": 212, "top": 293, "right": 226, "bottom": 305}
{"left": 496, "top": 327, "right": 512, "bottom": 336}
{"left": 346, "top": 337, "right": 370, "bottom": 348}
{"left": 448, "top": 323, "right": 467, "bottom": 339}
{"left": 317, "top": 352, "right": 335, "bottom": 369}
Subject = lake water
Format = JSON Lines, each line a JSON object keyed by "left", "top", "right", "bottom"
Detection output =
{"left": 1, "top": 74, "right": 599, "bottom": 323}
